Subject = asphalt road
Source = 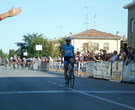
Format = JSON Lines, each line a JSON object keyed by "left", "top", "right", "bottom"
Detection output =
{"left": 0, "top": 67, "right": 135, "bottom": 110}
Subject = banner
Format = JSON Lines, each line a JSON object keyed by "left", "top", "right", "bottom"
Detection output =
{"left": 86, "top": 61, "right": 95, "bottom": 77}
{"left": 123, "top": 61, "right": 135, "bottom": 83}
{"left": 93, "top": 61, "right": 111, "bottom": 79}
{"left": 110, "top": 61, "right": 123, "bottom": 82}
{"left": 131, "top": 62, "right": 135, "bottom": 75}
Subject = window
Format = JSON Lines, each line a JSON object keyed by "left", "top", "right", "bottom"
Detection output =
{"left": 83, "top": 43, "right": 88, "bottom": 50}
{"left": 103, "top": 43, "right": 109, "bottom": 50}
{"left": 93, "top": 43, "right": 99, "bottom": 50}
{"left": 130, "top": 19, "right": 134, "bottom": 32}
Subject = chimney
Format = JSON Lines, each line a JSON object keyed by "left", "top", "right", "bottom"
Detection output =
{"left": 123, "top": 35, "right": 126, "bottom": 40}
{"left": 116, "top": 31, "right": 119, "bottom": 36}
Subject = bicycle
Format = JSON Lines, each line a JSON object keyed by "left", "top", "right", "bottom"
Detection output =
{"left": 66, "top": 58, "right": 75, "bottom": 88}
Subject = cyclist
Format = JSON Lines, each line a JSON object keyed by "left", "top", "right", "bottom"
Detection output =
{"left": 61, "top": 37, "right": 75, "bottom": 84}
{"left": 12, "top": 57, "right": 17, "bottom": 69}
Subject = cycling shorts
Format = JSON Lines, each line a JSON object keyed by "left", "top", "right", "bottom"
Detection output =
{"left": 64, "top": 57, "right": 74, "bottom": 65}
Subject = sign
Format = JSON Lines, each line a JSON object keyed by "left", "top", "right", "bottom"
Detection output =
{"left": 36, "top": 45, "right": 42, "bottom": 51}
{"left": 23, "top": 52, "right": 28, "bottom": 56}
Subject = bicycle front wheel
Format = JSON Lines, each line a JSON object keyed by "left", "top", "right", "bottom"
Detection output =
{"left": 69, "top": 71, "right": 75, "bottom": 88}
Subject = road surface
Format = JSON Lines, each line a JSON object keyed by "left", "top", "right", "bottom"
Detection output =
{"left": 0, "top": 67, "right": 135, "bottom": 110}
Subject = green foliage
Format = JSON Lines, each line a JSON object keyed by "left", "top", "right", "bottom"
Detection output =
{"left": 16, "top": 33, "right": 58, "bottom": 58}
{"left": 9, "top": 49, "right": 16, "bottom": 57}
{"left": 0, "top": 49, "right": 9, "bottom": 59}
{"left": 58, "top": 37, "right": 65, "bottom": 52}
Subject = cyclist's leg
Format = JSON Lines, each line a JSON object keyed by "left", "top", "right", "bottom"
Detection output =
{"left": 69, "top": 58, "right": 74, "bottom": 71}
{"left": 71, "top": 63, "right": 74, "bottom": 71}
{"left": 64, "top": 61, "right": 68, "bottom": 79}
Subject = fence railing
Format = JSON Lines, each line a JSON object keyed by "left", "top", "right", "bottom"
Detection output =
{"left": 33, "top": 61, "right": 135, "bottom": 83}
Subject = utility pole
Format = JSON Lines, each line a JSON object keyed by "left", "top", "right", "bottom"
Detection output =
{"left": 84, "top": 6, "right": 91, "bottom": 30}
{"left": 94, "top": 14, "right": 96, "bottom": 30}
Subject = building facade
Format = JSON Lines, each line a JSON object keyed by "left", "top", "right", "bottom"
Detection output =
{"left": 71, "top": 29, "right": 121, "bottom": 53}
{"left": 124, "top": 2, "right": 135, "bottom": 47}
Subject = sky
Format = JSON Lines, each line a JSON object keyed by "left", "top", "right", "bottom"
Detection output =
{"left": 0, "top": 0, "right": 132, "bottom": 53}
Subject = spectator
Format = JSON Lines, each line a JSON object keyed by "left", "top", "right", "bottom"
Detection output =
{"left": 125, "top": 47, "right": 133, "bottom": 65}
{"left": 49, "top": 56, "right": 53, "bottom": 62}
{"left": 108, "top": 51, "right": 119, "bottom": 62}
{"left": 132, "top": 47, "right": 135, "bottom": 62}
{"left": 99, "top": 49, "right": 104, "bottom": 56}
{"left": 58, "top": 46, "right": 135, "bottom": 62}
{"left": 75, "top": 51, "right": 81, "bottom": 61}
{"left": 123, "top": 43, "right": 128, "bottom": 55}
{"left": 102, "top": 50, "right": 109, "bottom": 61}
{"left": 119, "top": 49, "right": 127, "bottom": 61}
{"left": 127, "top": 47, "right": 133, "bottom": 60}
{"left": 0, "top": 7, "right": 21, "bottom": 20}
{"left": 80, "top": 54, "right": 84, "bottom": 61}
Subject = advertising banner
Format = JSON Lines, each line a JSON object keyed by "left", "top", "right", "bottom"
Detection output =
{"left": 110, "top": 61, "right": 123, "bottom": 82}
{"left": 86, "top": 61, "right": 95, "bottom": 77}
{"left": 123, "top": 61, "right": 133, "bottom": 82}
{"left": 93, "top": 61, "right": 111, "bottom": 79}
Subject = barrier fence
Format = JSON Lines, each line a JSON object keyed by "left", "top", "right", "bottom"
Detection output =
{"left": 33, "top": 61, "right": 135, "bottom": 83}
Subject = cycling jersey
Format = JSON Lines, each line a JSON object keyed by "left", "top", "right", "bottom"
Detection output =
{"left": 62, "top": 44, "right": 74, "bottom": 57}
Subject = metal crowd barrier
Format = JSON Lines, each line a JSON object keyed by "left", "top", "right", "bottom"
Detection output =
{"left": 33, "top": 61, "right": 135, "bottom": 83}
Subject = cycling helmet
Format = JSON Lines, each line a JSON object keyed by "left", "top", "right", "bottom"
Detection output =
{"left": 65, "top": 37, "right": 71, "bottom": 41}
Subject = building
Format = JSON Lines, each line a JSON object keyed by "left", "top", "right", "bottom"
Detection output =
{"left": 124, "top": 1, "right": 135, "bottom": 47}
{"left": 70, "top": 29, "right": 121, "bottom": 53}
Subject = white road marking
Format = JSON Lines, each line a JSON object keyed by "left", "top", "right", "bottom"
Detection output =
{"left": 52, "top": 82, "right": 57, "bottom": 85}
{"left": 69, "top": 88, "right": 135, "bottom": 110}
{"left": 0, "top": 90, "right": 135, "bottom": 94}
{"left": 0, "top": 89, "right": 135, "bottom": 109}
{"left": 80, "top": 91, "right": 135, "bottom": 94}
{"left": 0, "top": 91, "right": 74, "bottom": 95}
{"left": 46, "top": 79, "right": 135, "bottom": 110}
{"left": 58, "top": 84, "right": 64, "bottom": 87}
{"left": 47, "top": 81, "right": 64, "bottom": 87}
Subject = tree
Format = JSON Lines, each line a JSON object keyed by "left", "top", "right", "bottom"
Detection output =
{"left": 9, "top": 49, "right": 16, "bottom": 57}
{"left": 0, "top": 49, "right": 9, "bottom": 59}
{"left": 16, "top": 33, "right": 58, "bottom": 58}
{"left": 58, "top": 38, "right": 65, "bottom": 51}
{"left": 0, "top": 49, "right": 3, "bottom": 58}
{"left": 15, "top": 43, "right": 26, "bottom": 58}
